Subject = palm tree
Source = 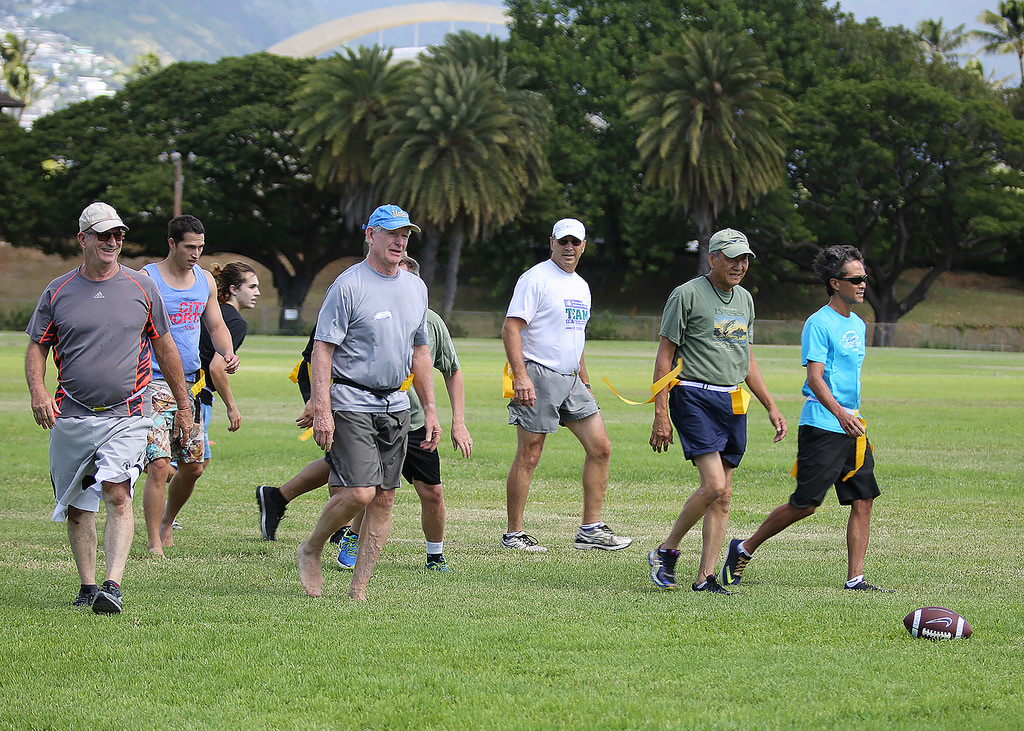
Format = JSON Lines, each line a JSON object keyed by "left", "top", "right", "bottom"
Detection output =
{"left": 916, "top": 19, "right": 968, "bottom": 64}
{"left": 973, "top": 1, "right": 1024, "bottom": 86}
{"left": 373, "top": 57, "right": 549, "bottom": 319}
{"left": 290, "top": 46, "right": 414, "bottom": 226}
{"left": 628, "top": 30, "right": 792, "bottom": 274}
{"left": 1, "top": 32, "right": 45, "bottom": 123}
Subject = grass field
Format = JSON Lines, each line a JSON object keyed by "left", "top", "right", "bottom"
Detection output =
{"left": 1, "top": 333, "right": 1023, "bottom": 729}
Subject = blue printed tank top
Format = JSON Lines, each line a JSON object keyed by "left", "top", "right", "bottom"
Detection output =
{"left": 143, "top": 263, "right": 209, "bottom": 380}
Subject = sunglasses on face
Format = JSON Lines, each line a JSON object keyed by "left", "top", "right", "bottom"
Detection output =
{"left": 86, "top": 229, "right": 126, "bottom": 242}
{"left": 836, "top": 275, "right": 868, "bottom": 285}
{"left": 556, "top": 237, "right": 582, "bottom": 247}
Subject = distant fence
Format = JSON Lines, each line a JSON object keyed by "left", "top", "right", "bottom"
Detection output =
{"left": 3, "top": 299, "right": 1022, "bottom": 351}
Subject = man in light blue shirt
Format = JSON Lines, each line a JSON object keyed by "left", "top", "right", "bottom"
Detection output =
{"left": 721, "top": 245, "right": 891, "bottom": 593}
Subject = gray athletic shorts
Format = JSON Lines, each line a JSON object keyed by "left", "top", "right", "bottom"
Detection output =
{"left": 326, "top": 410, "right": 410, "bottom": 489}
{"left": 507, "top": 360, "right": 599, "bottom": 434}
{"left": 49, "top": 415, "right": 151, "bottom": 522}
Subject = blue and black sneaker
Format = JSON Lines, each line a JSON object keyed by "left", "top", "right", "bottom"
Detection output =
{"left": 648, "top": 547, "right": 679, "bottom": 590}
{"left": 336, "top": 530, "right": 358, "bottom": 570}
{"left": 721, "top": 538, "right": 752, "bottom": 586}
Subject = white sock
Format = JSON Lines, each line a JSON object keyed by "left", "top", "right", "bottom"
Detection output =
{"left": 845, "top": 575, "right": 865, "bottom": 588}
{"left": 580, "top": 522, "right": 601, "bottom": 531}
{"left": 739, "top": 540, "right": 752, "bottom": 557}
{"left": 426, "top": 540, "right": 444, "bottom": 555}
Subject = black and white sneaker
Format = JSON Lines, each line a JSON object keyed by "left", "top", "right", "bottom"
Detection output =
{"left": 500, "top": 532, "right": 548, "bottom": 552}
{"left": 845, "top": 579, "right": 894, "bottom": 592}
{"left": 257, "top": 485, "right": 287, "bottom": 541}
{"left": 92, "top": 580, "right": 123, "bottom": 614}
{"left": 72, "top": 586, "right": 97, "bottom": 608}
{"left": 692, "top": 574, "right": 733, "bottom": 595}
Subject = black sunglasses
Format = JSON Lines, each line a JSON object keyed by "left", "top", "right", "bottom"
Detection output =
{"left": 86, "top": 229, "right": 126, "bottom": 242}
{"left": 835, "top": 275, "right": 868, "bottom": 285}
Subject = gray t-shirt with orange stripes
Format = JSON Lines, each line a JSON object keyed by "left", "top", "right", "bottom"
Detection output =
{"left": 26, "top": 265, "right": 171, "bottom": 418}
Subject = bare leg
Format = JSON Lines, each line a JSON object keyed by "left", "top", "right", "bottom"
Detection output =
{"left": 298, "top": 485, "right": 375, "bottom": 597}
{"left": 662, "top": 453, "right": 729, "bottom": 547}
{"left": 349, "top": 487, "right": 396, "bottom": 600}
{"left": 846, "top": 498, "right": 873, "bottom": 581}
{"left": 100, "top": 480, "right": 134, "bottom": 585}
{"left": 412, "top": 479, "right": 444, "bottom": 544}
{"left": 743, "top": 502, "right": 817, "bottom": 554}
{"left": 160, "top": 460, "right": 204, "bottom": 546}
{"left": 67, "top": 506, "right": 97, "bottom": 585}
{"left": 506, "top": 427, "right": 545, "bottom": 533}
{"left": 697, "top": 468, "right": 733, "bottom": 580}
{"left": 279, "top": 458, "right": 332, "bottom": 502}
{"left": 564, "top": 413, "right": 612, "bottom": 525}
{"left": 143, "top": 457, "right": 172, "bottom": 556}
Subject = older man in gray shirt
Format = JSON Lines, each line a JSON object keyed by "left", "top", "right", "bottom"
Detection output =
{"left": 297, "top": 204, "right": 442, "bottom": 601}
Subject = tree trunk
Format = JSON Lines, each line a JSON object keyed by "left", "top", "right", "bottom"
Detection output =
{"left": 695, "top": 208, "right": 714, "bottom": 276}
{"left": 419, "top": 227, "right": 442, "bottom": 289}
{"left": 440, "top": 229, "right": 465, "bottom": 323}
{"left": 272, "top": 264, "right": 317, "bottom": 335}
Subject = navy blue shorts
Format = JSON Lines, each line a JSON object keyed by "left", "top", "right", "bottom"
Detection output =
{"left": 669, "top": 384, "right": 747, "bottom": 467}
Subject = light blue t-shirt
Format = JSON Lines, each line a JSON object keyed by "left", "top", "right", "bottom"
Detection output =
{"left": 314, "top": 260, "right": 428, "bottom": 414}
{"left": 798, "top": 304, "right": 866, "bottom": 433}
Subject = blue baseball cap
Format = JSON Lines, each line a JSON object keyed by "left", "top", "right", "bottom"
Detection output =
{"left": 364, "top": 204, "right": 421, "bottom": 233}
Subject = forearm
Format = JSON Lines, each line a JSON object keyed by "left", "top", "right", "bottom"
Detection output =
{"left": 311, "top": 340, "right": 334, "bottom": 414}
{"left": 208, "top": 356, "right": 236, "bottom": 410}
{"left": 501, "top": 319, "right": 528, "bottom": 379}
{"left": 411, "top": 345, "right": 437, "bottom": 416}
{"left": 152, "top": 336, "right": 193, "bottom": 409}
{"left": 25, "top": 342, "right": 49, "bottom": 396}
{"left": 652, "top": 337, "right": 676, "bottom": 418}
{"left": 444, "top": 370, "right": 466, "bottom": 427}
{"left": 744, "top": 354, "right": 777, "bottom": 411}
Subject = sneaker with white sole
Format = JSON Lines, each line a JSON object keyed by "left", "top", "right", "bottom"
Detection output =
{"left": 692, "top": 574, "right": 733, "bottom": 595}
{"left": 92, "top": 580, "right": 123, "bottom": 614}
{"left": 721, "top": 538, "right": 751, "bottom": 586}
{"left": 336, "top": 531, "right": 358, "bottom": 570}
{"left": 648, "top": 547, "right": 679, "bottom": 590}
{"left": 500, "top": 532, "right": 548, "bottom": 552}
{"left": 574, "top": 523, "right": 633, "bottom": 551}
{"left": 256, "top": 485, "right": 287, "bottom": 541}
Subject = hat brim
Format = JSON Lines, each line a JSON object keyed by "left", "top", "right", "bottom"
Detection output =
{"left": 715, "top": 243, "right": 755, "bottom": 259}
{"left": 375, "top": 221, "right": 421, "bottom": 234}
{"left": 88, "top": 219, "right": 128, "bottom": 233}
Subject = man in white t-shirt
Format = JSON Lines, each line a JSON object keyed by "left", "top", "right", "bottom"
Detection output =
{"left": 500, "top": 217, "right": 632, "bottom": 553}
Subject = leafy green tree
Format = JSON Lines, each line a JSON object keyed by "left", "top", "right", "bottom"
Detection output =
{"left": 973, "top": 1, "right": 1024, "bottom": 86}
{"left": 629, "top": 29, "right": 792, "bottom": 274}
{"left": 780, "top": 78, "right": 1024, "bottom": 345}
{"left": 373, "top": 56, "right": 550, "bottom": 319}
{"left": 21, "top": 54, "right": 349, "bottom": 331}
{"left": 290, "top": 46, "right": 413, "bottom": 225}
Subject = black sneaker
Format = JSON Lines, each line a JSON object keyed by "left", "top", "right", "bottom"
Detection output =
{"left": 720, "top": 538, "right": 751, "bottom": 586}
{"left": 845, "top": 579, "right": 894, "bottom": 592}
{"left": 92, "top": 580, "right": 123, "bottom": 614}
{"left": 692, "top": 574, "right": 733, "bottom": 595}
{"left": 72, "top": 586, "right": 97, "bottom": 608}
{"left": 329, "top": 526, "right": 350, "bottom": 545}
{"left": 257, "top": 485, "right": 287, "bottom": 541}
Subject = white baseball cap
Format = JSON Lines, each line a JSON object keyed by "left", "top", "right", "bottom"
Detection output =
{"left": 79, "top": 202, "right": 128, "bottom": 233}
{"left": 552, "top": 218, "right": 586, "bottom": 241}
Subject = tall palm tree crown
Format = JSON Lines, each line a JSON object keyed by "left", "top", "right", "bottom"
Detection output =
{"left": 973, "top": 0, "right": 1024, "bottom": 86}
{"left": 629, "top": 29, "right": 792, "bottom": 273}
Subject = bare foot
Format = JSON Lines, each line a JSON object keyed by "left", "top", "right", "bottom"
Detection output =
{"left": 297, "top": 541, "right": 323, "bottom": 597}
{"left": 146, "top": 541, "right": 167, "bottom": 558}
{"left": 159, "top": 525, "right": 174, "bottom": 547}
{"left": 348, "top": 590, "right": 367, "bottom": 601}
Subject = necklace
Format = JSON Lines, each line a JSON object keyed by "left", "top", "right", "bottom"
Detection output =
{"left": 705, "top": 275, "right": 734, "bottom": 305}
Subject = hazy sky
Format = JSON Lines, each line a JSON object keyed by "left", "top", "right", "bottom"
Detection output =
{"left": 838, "top": 0, "right": 1020, "bottom": 81}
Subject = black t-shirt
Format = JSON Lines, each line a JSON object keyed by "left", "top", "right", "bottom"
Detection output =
{"left": 199, "top": 302, "right": 247, "bottom": 393}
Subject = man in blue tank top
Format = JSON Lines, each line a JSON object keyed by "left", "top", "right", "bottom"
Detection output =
{"left": 140, "top": 215, "right": 240, "bottom": 557}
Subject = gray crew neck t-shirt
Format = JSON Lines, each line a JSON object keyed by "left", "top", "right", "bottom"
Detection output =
{"left": 314, "top": 260, "right": 429, "bottom": 413}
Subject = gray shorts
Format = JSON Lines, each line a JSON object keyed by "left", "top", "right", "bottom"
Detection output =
{"left": 507, "top": 360, "right": 599, "bottom": 434}
{"left": 326, "top": 410, "right": 410, "bottom": 489}
{"left": 49, "top": 415, "right": 151, "bottom": 522}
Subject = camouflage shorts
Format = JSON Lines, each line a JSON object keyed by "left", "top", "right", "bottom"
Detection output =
{"left": 144, "top": 379, "right": 205, "bottom": 466}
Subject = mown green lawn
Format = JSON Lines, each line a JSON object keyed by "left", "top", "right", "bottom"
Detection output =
{"left": 1, "top": 333, "right": 1022, "bottom": 729}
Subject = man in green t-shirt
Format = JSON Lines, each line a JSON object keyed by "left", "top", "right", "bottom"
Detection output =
{"left": 647, "top": 229, "right": 788, "bottom": 593}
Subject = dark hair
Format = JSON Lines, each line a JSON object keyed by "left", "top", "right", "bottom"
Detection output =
{"left": 211, "top": 261, "right": 256, "bottom": 304}
{"left": 814, "top": 245, "right": 864, "bottom": 296}
{"left": 168, "top": 214, "right": 204, "bottom": 244}
{"left": 399, "top": 255, "right": 420, "bottom": 276}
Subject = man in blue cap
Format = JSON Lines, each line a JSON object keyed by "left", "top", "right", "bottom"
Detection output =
{"left": 296, "top": 204, "right": 442, "bottom": 600}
